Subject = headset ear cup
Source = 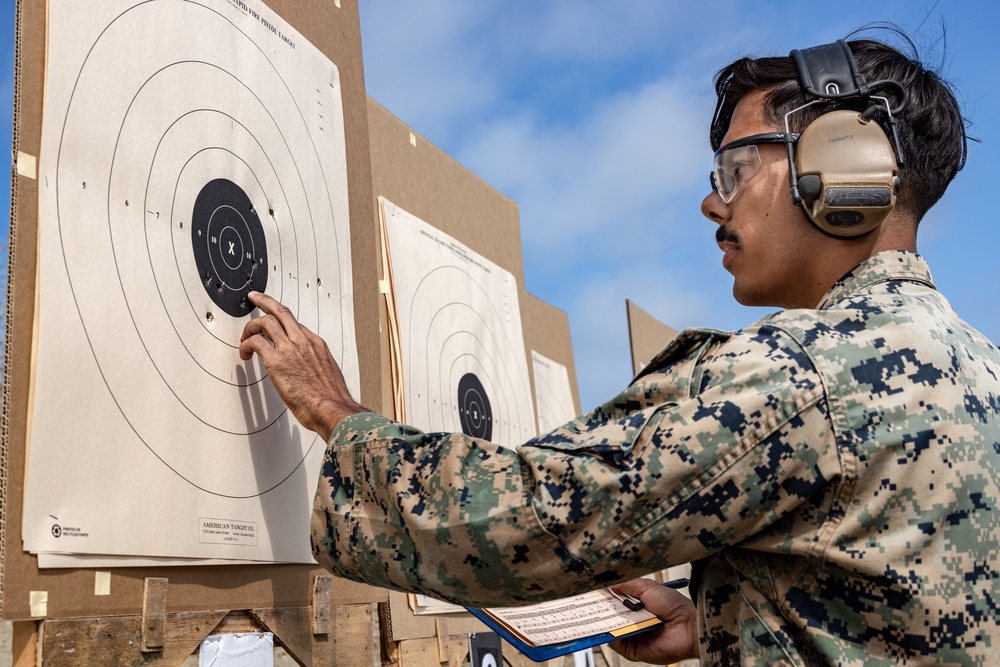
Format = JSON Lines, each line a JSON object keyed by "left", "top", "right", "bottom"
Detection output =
{"left": 794, "top": 110, "right": 898, "bottom": 238}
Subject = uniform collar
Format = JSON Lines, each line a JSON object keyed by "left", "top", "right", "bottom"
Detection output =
{"left": 816, "top": 250, "right": 936, "bottom": 310}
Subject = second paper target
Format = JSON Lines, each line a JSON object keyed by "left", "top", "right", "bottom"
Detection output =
{"left": 37, "top": 0, "right": 358, "bottom": 499}
{"left": 382, "top": 199, "right": 536, "bottom": 448}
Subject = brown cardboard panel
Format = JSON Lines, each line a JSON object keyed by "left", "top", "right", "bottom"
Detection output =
{"left": 367, "top": 96, "right": 529, "bottom": 419}
{"left": 625, "top": 299, "right": 680, "bottom": 376}
{"left": 525, "top": 293, "right": 581, "bottom": 416}
{"left": 367, "top": 99, "right": 525, "bottom": 285}
{"left": 368, "top": 97, "right": 543, "bottom": 639}
{"left": 2, "top": 0, "right": 383, "bottom": 621}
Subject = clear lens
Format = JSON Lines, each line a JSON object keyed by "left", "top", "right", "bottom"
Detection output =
{"left": 712, "top": 144, "right": 762, "bottom": 203}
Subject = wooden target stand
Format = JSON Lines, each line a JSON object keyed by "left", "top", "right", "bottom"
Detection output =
{"left": 9, "top": 577, "right": 378, "bottom": 666}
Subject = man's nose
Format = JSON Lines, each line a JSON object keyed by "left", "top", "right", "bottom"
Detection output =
{"left": 701, "top": 190, "right": 730, "bottom": 224}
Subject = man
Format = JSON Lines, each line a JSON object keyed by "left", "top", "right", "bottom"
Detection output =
{"left": 241, "top": 35, "right": 1000, "bottom": 665}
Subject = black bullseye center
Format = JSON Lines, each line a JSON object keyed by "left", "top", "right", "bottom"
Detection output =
{"left": 458, "top": 372, "right": 493, "bottom": 441}
{"left": 191, "top": 178, "right": 267, "bottom": 317}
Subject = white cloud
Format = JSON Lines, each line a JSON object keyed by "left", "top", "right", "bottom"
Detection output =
{"left": 359, "top": 2, "right": 503, "bottom": 141}
{"left": 458, "top": 76, "right": 714, "bottom": 257}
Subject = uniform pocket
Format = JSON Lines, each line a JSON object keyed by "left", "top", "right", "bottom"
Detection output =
{"left": 536, "top": 403, "right": 674, "bottom": 466}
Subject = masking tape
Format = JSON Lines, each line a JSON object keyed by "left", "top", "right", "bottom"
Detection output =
{"left": 378, "top": 279, "right": 389, "bottom": 294}
{"left": 334, "top": 0, "right": 341, "bottom": 7}
{"left": 95, "top": 571, "right": 112, "bottom": 596}
{"left": 30, "top": 591, "right": 48, "bottom": 617}
{"left": 409, "top": 132, "right": 417, "bottom": 147}
{"left": 16, "top": 151, "right": 37, "bottom": 180}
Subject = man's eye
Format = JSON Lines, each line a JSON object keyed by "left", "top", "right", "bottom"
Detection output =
{"left": 731, "top": 165, "right": 746, "bottom": 183}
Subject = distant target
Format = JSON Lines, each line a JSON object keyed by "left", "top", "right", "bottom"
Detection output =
{"left": 383, "top": 200, "right": 536, "bottom": 448}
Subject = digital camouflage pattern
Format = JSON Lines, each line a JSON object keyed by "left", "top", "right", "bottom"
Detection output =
{"left": 312, "top": 250, "right": 1000, "bottom": 665}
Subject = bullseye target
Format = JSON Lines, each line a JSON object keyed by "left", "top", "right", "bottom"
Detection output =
{"left": 34, "top": 0, "right": 358, "bottom": 502}
{"left": 382, "top": 200, "right": 536, "bottom": 448}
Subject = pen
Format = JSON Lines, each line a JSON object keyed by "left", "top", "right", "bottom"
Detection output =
{"left": 607, "top": 577, "right": 690, "bottom": 612}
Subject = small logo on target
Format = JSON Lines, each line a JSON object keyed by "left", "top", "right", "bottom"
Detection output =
{"left": 52, "top": 524, "right": 62, "bottom": 538}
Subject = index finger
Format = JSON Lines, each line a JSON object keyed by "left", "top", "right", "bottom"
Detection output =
{"left": 247, "top": 291, "right": 302, "bottom": 335}
{"left": 247, "top": 290, "right": 282, "bottom": 316}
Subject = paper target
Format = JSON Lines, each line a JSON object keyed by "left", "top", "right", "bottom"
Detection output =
{"left": 531, "top": 350, "right": 577, "bottom": 435}
{"left": 24, "top": 0, "right": 357, "bottom": 561}
{"left": 382, "top": 199, "right": 536, "bottom": 449}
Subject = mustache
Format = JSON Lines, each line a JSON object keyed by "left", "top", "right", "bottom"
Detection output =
{"left": 716, "top": 226, "right": 740, "bottom": 245}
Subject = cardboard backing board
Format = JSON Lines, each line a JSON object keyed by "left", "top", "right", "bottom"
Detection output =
{"left": 366, "top": 99, "right": 526, "bottom": 287}
{"left": 367, "top": 99, "right": 581, "bottom": 643}
{"left": 367, "top": 97, "right": 527, "bottom": 640}
{"left": 625, "top": 299, "right": 680, "bottom": 377}
{"left": 367, "top": 97, "right": 530, "bottom": 419}
{"left": 1, "top": 0, "right": 384, "bottom": 621}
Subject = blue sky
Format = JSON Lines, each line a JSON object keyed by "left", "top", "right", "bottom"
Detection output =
{"left": 2, "top": 1, "right": 998, "bottom": 412}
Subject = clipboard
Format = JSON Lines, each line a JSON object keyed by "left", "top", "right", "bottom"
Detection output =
{"left": 465, "top": 605, "right": 661, "bottom": 662}
{"left": 461, "top": 578, "right": 689, "bottom": 663}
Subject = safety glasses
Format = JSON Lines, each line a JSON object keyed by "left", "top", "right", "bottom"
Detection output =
{"left": 710, "top": 132, "right": 797, "bottom": 203}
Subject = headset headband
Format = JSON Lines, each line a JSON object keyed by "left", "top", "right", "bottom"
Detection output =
{"left": 791, "top": 40, "right": 869, "bottom": 103}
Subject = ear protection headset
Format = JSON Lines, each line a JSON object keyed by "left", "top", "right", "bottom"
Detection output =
{"left": 786, "top": 40, "right": 907, "bottom": 237}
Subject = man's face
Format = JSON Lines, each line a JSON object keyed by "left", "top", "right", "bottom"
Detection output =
{"left": 701, "top": 90, "right": 834, "bottom": 309}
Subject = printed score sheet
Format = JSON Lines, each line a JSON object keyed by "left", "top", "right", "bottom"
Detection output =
{"left": 480, "top": 587, "right": 661, "bottom": 648}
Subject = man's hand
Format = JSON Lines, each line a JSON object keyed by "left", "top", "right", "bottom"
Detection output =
{"left": 608, "top": 577, "right": 699, "bottom": 664}
{"left": 239, "top": 291, "right": 367, "bottom": 440}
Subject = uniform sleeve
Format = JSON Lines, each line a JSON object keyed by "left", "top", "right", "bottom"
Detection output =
{"left": 311, "top": 326, "right": 841, "bottom": 607}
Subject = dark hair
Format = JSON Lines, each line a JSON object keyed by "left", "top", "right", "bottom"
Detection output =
{"left": 710, "top": 31, "right": 967, "bottom": 221}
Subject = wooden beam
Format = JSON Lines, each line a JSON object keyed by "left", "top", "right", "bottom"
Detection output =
{"left": 141, "top": 576, "right": 169, "bottom": 651}
{"left": 330, "top": 603, "right": 377, "bottom": 666}
{"left": 311, "top": 574, "right": 333, "bottom": 635}
{"left": 253, "top": 602, "right": 376, "bottom": 667}
{"left": 212, "top": 610, "right": 265, "bottom": 635}
{"left": 435, "top": 618, "right": 450, "bottom": 662}
{"left": 38, "top": 610, "right": 228, "bottom": 666}
{"left": 11, "top": 621, "right": 38, "bottom": 667}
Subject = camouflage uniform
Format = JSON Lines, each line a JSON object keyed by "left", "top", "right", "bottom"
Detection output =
{"left": 313, "top": 250, "right": 1000, "bottom": 665}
